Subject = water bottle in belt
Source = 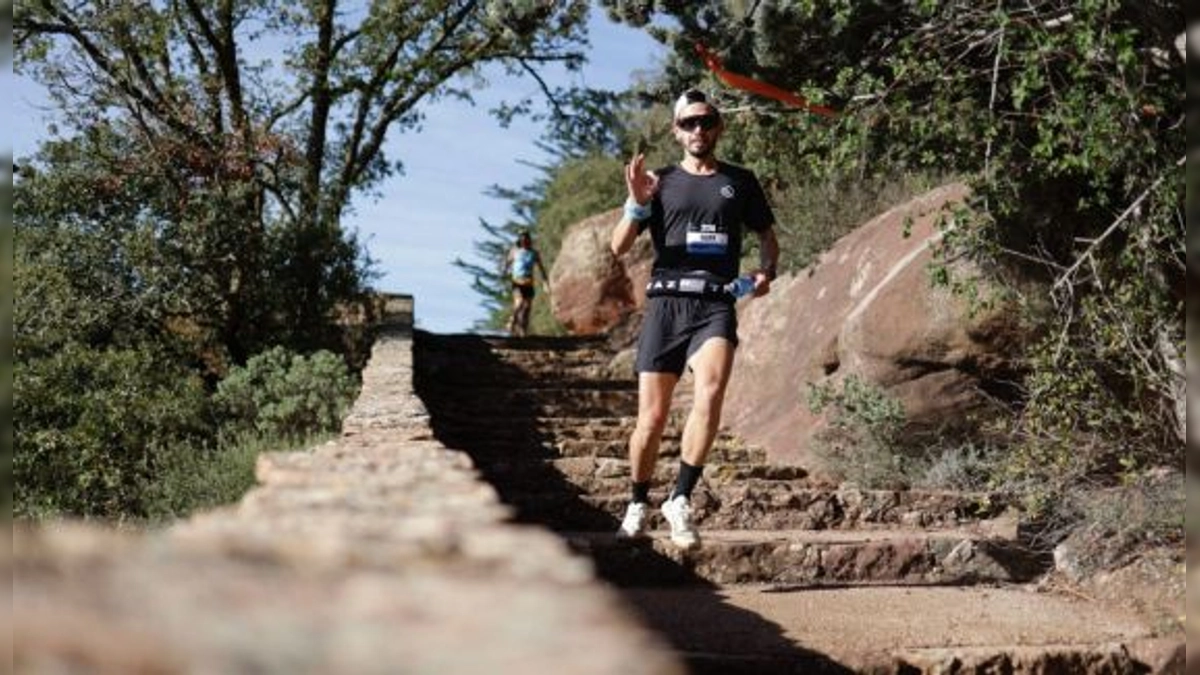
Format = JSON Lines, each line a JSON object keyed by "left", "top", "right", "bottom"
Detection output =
{"left": 724, "top": 275, "right": 755, "bottom": 299}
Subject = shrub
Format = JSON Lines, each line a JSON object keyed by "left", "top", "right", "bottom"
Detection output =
{"left": 214, "top": 346, "right": 359, "bottom": 441}
{"left": 143, "top": 431, "right": 334, "bottom": 522}
{"left": 14, "top": 343, "right": 213, "bottom": 519}
{"left": 915, "top": 441, "right": 1002, "bottom": 493}
{"left": 1039, "top": 470, "right": 1184, "bottom": 574}
{"left": 806, "top": 376, "right": 911, "bottom": 489}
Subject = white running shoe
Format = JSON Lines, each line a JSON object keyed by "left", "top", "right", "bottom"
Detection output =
{"left": 660, "top": 494, "right": 700, "bottom": 550}
{"left": 617, "top": 501, "right": 649, "bottom": 539}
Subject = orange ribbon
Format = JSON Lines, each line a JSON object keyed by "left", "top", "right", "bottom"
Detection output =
{"left": 695, "top": 42, "right": 837, "bottom": 119}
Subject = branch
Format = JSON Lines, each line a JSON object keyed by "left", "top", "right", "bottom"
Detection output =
{"left": 983, "top": 0, "right": 1003, "bottom": 183}
{"left": 517, "top": 58, "right": 567, "bottom": 120}
{"left": 182, "top": 0, "right": 250, "bottom": 136}
{"left": 36, "top": 1, "right": 209, "bottom": 148}
{"left": 257, "top": 176, "right": 299, "bottom": 224}
{"left": 175, "top": 0, "right": 224, "bottom": 135}
{"left": 1052, "top": 155, "right": 1186, "bottom": 290}
{"left": 265, "top": 92, "right": 310, "bottom": 133}
{"left": 333, "top": 2, "right": 483, "bottom": 206}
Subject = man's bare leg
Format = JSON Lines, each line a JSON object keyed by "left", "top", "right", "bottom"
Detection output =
{"left": 679, "top": 337, "right": 736, "bottom": 467}
{"left": 630, "top": 372, "right": 679, "bottom": 483}
{"left": 617, "top": 371, "right": 678, "bottom": 539}
{"left": 660, "top": 337, "right": 734, "bottom": 549}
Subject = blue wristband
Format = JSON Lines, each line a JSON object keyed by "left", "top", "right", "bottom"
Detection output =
{"left": 624, "top": 197, "right": 651, "bottom": 221}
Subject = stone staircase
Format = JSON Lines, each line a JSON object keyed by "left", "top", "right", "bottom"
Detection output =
{"left": 413, "top": 330, "right": 1180, "bottom": 674}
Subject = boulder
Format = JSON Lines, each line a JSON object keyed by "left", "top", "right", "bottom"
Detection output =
{"left": 549, "top": 208, "right": 653, "bottom": 336}
{"left": 723, "top": 183, "right": 1023, "bottom": 471}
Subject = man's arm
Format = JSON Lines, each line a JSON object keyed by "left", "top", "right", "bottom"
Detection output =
{"left": 611, "top": 216, "right": 640, "bottom": 257}
{"left": 747, "top": 226, "right": 780, "bottom": 298}
{"left": 756, "top": 226, "right": 779, "bottom": 279}
{"left": 614, "top": 153, "right": 657, "bottom": 257}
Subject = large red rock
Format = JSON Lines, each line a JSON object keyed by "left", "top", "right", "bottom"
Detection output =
{"left": 548, "top": 208, "right": 653, "bottom": 336}
{"left": 723, "top": 183, "right": 1021, "bottom": 472}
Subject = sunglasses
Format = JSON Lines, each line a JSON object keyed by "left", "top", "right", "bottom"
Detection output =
{"left": 676, "top": 114, "right": 720, "bottom": 132}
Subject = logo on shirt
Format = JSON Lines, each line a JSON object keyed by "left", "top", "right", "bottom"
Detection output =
{"left": 720, "top": 185, "right": 735, "bottom": 199}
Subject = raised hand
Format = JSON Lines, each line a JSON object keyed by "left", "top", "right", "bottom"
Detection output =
{"left": 624, "top": 153, "right": 659, "bottom": 205}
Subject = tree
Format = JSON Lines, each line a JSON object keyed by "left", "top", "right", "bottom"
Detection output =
{"left": 13, "top": 0, "right": 596, "bottom": 518}
{"left": 15, "top": 0, "right": 594, "bottom": 357}
{"left": 2, "top": 0, "right": 14, "bottom": 518}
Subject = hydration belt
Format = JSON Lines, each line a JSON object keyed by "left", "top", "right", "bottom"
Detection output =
{"left": 645, "top": 273, "right": 734, "bottom": 301}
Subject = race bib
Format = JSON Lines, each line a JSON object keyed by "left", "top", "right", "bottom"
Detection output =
{"left": 686, "top": 223, "right": 728, "bottom": 255}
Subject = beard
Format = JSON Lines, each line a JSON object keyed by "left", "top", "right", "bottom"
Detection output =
{"left": 684, "top": 139, "right": 715, "bottom": 159}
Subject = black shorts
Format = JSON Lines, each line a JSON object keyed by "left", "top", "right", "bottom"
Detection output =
{"left": 513, "top": 281, "right": 535, "bottom": 300}
{"left": 635, "top": 296, "right": 738, "bottom": 375}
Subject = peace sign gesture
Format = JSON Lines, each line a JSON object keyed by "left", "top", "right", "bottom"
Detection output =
{"left": 624, "top": 153, "right": 659, "bottom": 205}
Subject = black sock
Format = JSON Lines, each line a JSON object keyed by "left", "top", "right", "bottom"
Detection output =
{"left": 670, "top": 461, "right": 704, "bottom": 501}
{"left": 632, "top": 481, "right": 651, "bottom": 504}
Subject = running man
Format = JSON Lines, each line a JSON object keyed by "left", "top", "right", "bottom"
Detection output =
{"left": 610, "top": 89, "right": 779, "bottom": 549}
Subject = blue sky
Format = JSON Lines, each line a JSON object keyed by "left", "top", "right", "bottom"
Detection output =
{"left": 6, "top": 8, "right": 665, "bottom": 334}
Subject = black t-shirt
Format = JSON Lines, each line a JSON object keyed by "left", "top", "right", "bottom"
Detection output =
{"left": 638, "top": 161, "right": 775, "bottom": 282}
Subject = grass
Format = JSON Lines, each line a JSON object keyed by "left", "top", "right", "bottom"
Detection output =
{"left": 141, "top": 431, "right": 336, "bottom": 525}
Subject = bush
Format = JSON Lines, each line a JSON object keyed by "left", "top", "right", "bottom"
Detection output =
{"left": 143, "top": 431, "right": 335, "bottom": 522}
{"left": 14, "top": 343, "right": 213, "bottom": 519}
{"left": 214, "top": 346, "right": 359, "bottom": 441}
{"left": 806, "top": 376, "right": 912, "bottom": 489}
{"left": 770, "top": 170, "right": 950, "bottom": 273}
{"left": 1039, "top": 471, "right": 1184, "bottom": 574}
{"left": 14, "top": 342, "right": 359, "bottom": 522}
{"left": 915, "top": 441, "right": 1002, "bottom": 493}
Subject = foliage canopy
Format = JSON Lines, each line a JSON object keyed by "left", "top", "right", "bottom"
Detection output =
{"left": 13, "top": 0, "right": 597, "bottom": 518}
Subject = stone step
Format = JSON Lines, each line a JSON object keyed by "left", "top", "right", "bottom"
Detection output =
{"left": 415, "top": 337, "right": 619, "bottom": 372}
{"left": 619, "top": 585, "right": 1168, "bottom": 675}
{"left": 562, "top": 527, "right": 1040, "bottom": 587}
{"left": 416, "top": 363, "right": 619, "bottom": 384}
{"left": 417, "top": 342, "right": 615, "bottom": 360}
{"left": 415, "top": 331, "right": 612, "bottom": 353}
{"left": 254, "top": 451, "right": 1002, "bottom": 536}
{"left": 414, "top": 347, "right": 625, "bottom": 376}
{"left": 499, "top": 485, "right": 1005, "bottom": 532}
{"left": 418, "top": 385, "right": 638, "bottom": 406}
{"left": 430, "top": 414, "right": 638, "bottom": 437}
{"left": 435, "top": 436, "right": 767, "bottom": 464}
{"left": 469, "top": 456, "right": 809, "bottom": 490}
{"left": 419, "top": 375, "right": 637, "bottom": 391}
{"left": 420, "top": 413, "right": 758, "bottom": 448}
{"left": 418, "top": 388, "right": 639, "bottom": 418}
